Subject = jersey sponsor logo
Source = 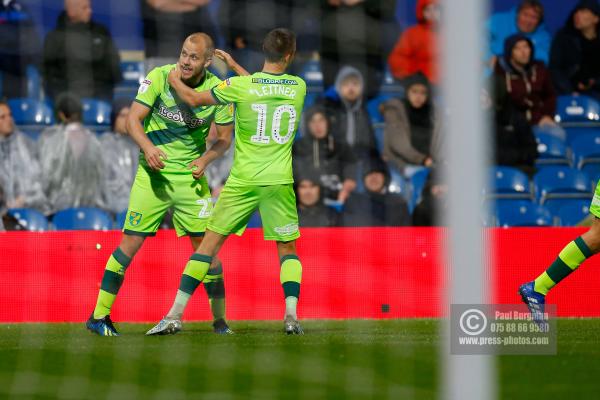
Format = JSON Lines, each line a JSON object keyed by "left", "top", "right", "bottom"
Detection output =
{"left": 251, "top": 78, "right": 298, "bottom": 85}
{"left": 129, "top": 211, "right": 142, "bottom": 226}
{"left": 138, "top": 79, "right": 151, "bottom": 94}
{"left": 157, "top": 105, "right": 207, "bottom": 128}
{"left": 274, "top": 223, "right": 299, "bottom": 236}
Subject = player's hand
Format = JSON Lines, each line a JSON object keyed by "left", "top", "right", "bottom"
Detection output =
{"left": 188, "top": 157, "right": 208, "bottom": 179}
{"left": 143, "top": 146, "right": 167, "bottom": 170}
{"left": 214, "top": 49, "right": 236, "bottom": 68}
{"left": 168, "top": 66, "right": 183, "bottom": 87}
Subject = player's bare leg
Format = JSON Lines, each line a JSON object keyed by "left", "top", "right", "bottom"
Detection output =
{"left": 87, "top": 234, "right": 146, "bottom": 336}
{"left": 277, "top": 240, "right": 304, "bottom": 335}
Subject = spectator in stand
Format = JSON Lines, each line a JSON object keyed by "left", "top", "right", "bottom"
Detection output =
{"left": 42, "top": 0, "right": 122, "bottom": 101}
{"left": 295, "top": 172, "right": 340, "bottom": 227}
{"left": 320, "top": 0, "right": 398, "bottom": 98}
{"left": 141, "top": 0, "right": 217, "bottom": 61}
{"left": 38, "top": 93, "right": 105, "bottom": 215}
{"left": 388, "top": 0, "right": 439, "bottom": 85}
{"left": 219, "top": 0, "right": 293, "bottom": 74}
{"left": 293, "top": 106, "right": 357, "bottom": 205}
{"left": 318, "top": 66, "right": 379, "bottom": 163}
{"left": 488, "top": 86, "right": 538, "bottom": 175}
{"left": 0, "top": 0, "right": 41, "bottom": 98}
{"left": 412, "top": 167, "right": 447, "bottom": 226}
{"left": 495, "top": 34, "right": 563, "bottom": 139}
{"left": 381, "top": 73, "right": 442, "bottom": 175}
{"left": 205, "top": 125, "right": 234, "bottom": 198}
{"left": 550, "top": 0, "right": 600, "bottom": 100}
{"left": 487, "top": 0, "right": 550, "bottom": 68}
{"left": 0, "top": 100, "right": 47, "bottom": 213}
{"left": 342, "top": 159, "right": 410, "bottom": 227}
{"left": 99, "top": 98, "right": 138, "bottom": 214}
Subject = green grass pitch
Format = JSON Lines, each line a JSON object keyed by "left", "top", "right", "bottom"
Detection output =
{"left": 0, "top": 319, "right": 599, "bottom": 399}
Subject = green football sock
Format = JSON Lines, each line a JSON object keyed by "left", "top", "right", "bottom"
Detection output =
{"left": 93, "top": 248, "right": 132, "bottom": 319}
{"left": 280, "top": 255, "right": 302, "bottom": 319}
{"left": 534, "top": 236, "right": 593, "bottom": 295}
{"left": 203, "top": 262, "right": 226, "bottom": 321}
{"left": 167, "top": 254, "right": 212, "bottom": 319}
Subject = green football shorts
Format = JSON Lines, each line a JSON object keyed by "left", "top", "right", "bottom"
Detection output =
{"left": 591, "top": 180, "right": 600, "bottom": 219}
{"left": 208, "top": 183, "right": 300, "bottom": 241}
{"left": 122, "top": 166, "right": 213, "bottom": 237}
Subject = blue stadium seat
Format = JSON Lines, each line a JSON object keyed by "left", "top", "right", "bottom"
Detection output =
{"left": 495, "top": 200, "right": 553, "bottom": 227}
{"left": 556, "top": 200, "right": 591, "bottom": 227}
{"left": 486, "top": 166, "right": 532, "bottom": 199}
{"left": 565, "top": 126, "right": 600, "bottom": 146}
{"left": 7, "top": 208, "right": 49, "bottom": 231}
{"left": 387, "top": 165, "right": 412, "bottom": 210}
{"left": 247, "top": 210, "right": 262, "bottom": 228}
{"left": 120, "top": 61, "right": 144, "bottom": 86}
{"left": 52, "top": 207, "right": 113, "bottom": 231}
{"left": 374, "top": 126, "right": 384, "bottom": 154}
{"left": 535, "top": 133, "right": 570, "bottom": 166}
{"left": 366, "top": 94, "right": 395, "bottom": 124}
{"left": 299, "top": 60, "right": 323, "bottom": 88}
{"left": 555, "top": 95, "right": 600, "bottom": 123}
{"left": 26, "top": 65, "right": 43, "bottom": 100}
{"left": 534, "top": 166, "right": 593, "bottom": 214}
{"left": 410, "top": 167, "right": 430, "bottom": 207}
{"left": 7, "top": 98, "right": 54, "bottom": 125}
{"left": 304, "top": 91, "right": 319, "bottom": 110}
{"left": 379, "top": 65, "right": 404, "bottom": 94}
{"left": 571, "top": 133, "right": 600, "bottom": 184}
{"left": 82, "top": 98, "right": 111, "bottom": 126}
{"left": 115, "top": 210, "right": 128, "bottom": 229}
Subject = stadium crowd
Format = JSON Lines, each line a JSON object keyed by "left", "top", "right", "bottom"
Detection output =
{"left": 1, "top": 0, "right": 600, "bottom": 230}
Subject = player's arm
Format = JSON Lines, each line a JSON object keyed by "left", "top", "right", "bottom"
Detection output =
{"left": 168, "top": 67, "right": 217, "bottom": 108}
{"left": 126, "top": 102, "right": 167, "bottom": 170}
{"left": 214, "top": 49, "right": 250, "bottom": 76}
{"left": 188, "top": 122, "right": 233, "bottom": 179}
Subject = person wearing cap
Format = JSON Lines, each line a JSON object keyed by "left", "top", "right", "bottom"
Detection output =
{"left": 342, "top": 159, "right": 410, "bottom": 227}
{"left": 486, "top": 0, "right": 551, "bottom": 68}
{"left": 550, "top": 0, "right": 600, "bottom": 99}
{"left": 380, "top": 72, "right": 442, "bottom": 176}
{"left": 99, "top": 98, "right": 139, "bottom": 214}
{"left": 495, "top": 34, "right": 561, "bottom": 139}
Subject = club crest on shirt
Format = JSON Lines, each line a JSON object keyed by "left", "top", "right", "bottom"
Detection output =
{"left": 138, "top": 79, "right": 151, "bottom": 94}
{"left": 129, "top": 211, "right": 142, "bottom": 226}
{"left": 217, "top": 79, "right": 231, "bottom": 90}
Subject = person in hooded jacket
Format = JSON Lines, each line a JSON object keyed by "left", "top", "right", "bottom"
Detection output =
{"left": 317, "top": 66, "right": 380, "bottom": 163}
{"left": 486, "top": 0, "right": 550, "bottom": 67}
{"left": 495, "top": 34, "right": 563, "bottom": 140}
{"left": 388, "top": 0, "right": 439, "bottom": 85}
{"left": 293, "top": 106, "right": 357, "bottom": 205}
{"left": 550, "top": 0, "right": 600, "bottom": 100}
{"left": 381, "top": 72, "right": 442, "bottom": 175}
{"left": 342, "top": 159, "right": 410, "bottom": 227}
{"left": 42, "top": 0, "right": 122, "bottom": 101}
{"left": 99, "top": 98, "right": 139, "bottom": 214}
{"left": 295, "top": 171, "right": 341, "bottom": 228}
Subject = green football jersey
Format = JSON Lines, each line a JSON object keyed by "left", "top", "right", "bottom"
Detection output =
{"left": 210, "top": 72, "right": 306, "bottom": 185}
{"left": 135, "top": 65, "right": 234, "bottom": 175}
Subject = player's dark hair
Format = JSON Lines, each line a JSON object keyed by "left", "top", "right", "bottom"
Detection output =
{"left": 518, "top": 0, "right": 544, "bottom": 23}
{"left": 55, "top": 92, "right": 83, "bottom": 122}
{"left": 262, "top": 28, "right": 296, "bottom": 63}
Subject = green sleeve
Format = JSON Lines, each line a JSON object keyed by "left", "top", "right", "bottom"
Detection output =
{"left": 135, "top": 68, "right": 163, "bottom": 109}
{"left": 211, "top": 76, "right": 246, "bottom": 105}
{"left": 214, "top": 103, "right": 234, "bottom": 125}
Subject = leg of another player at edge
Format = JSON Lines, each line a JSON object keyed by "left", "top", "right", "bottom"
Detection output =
{"left": 189, "top": 236, "right": 226, "bottom": 323}
{"left": 93, "top": 234, "right": 145, "bottom": 319}
{"left": 533, "top": 217, "right": 600, "bottom": 296}
{"left": 277, "top": 240, "right": 302, "bottom": 320}
{"left": 167, "top": 230, "right": 228, "bottom": 320}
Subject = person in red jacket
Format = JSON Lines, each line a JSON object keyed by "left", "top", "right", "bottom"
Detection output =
{"left": 388, "top": 0, "right": 439, "bottom": 84}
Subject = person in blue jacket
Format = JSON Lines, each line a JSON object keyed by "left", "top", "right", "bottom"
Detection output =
{"left": 487, "top": 0, "right": 551, "bottom": 68}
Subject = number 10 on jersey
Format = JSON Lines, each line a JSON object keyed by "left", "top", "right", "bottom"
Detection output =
{"left": 250, "top": 104, "right": 297, "bottom": 145}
